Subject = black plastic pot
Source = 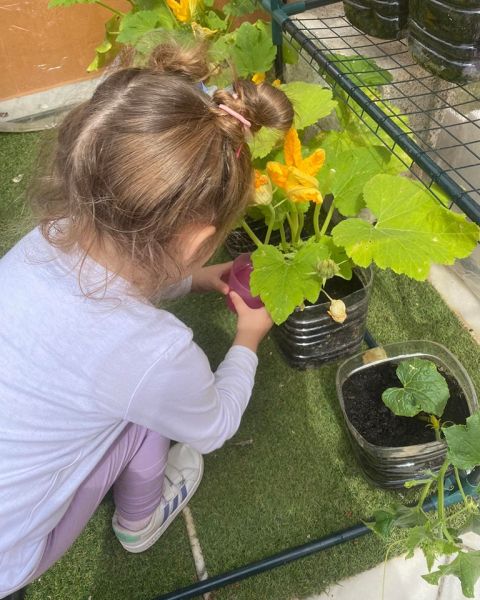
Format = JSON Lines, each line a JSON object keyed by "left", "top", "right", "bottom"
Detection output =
{"left": 343, "top": 0, "right": 409, "bottom": 39}
{"left": 409, "top": 0, "right": 480, "bottom": 83}
{"left": 273, "top": 267, "right": 373, "bottom": 369}
{"left": 336, "top": 341, "right": 479, "bottom": 489}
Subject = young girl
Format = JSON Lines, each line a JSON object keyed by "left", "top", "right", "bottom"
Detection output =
{"left": 0, "top": 42, "right": 294, "bottom": 597}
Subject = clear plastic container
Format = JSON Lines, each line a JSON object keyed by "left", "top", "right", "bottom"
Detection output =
{"left": 336, "top": 340, "right": 478, "bottom": 488}
{"left": 343, "top": 0, "right": 409, "bottom": 39}
{"left": 274, "top": 267, "right": 374, "bottom": 369}
{"left": 409, "top": 0, "right": 480, "bottom": 83}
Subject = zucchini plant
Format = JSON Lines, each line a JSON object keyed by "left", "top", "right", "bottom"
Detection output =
{"left": 368, "top": 358, "right": 480, "bottom": 598}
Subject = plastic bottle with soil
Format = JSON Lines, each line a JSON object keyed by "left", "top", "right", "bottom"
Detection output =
{"left": 409, "top": 0, "right": 480, "bottom": 83}
{"left": 343, "top": 0, "right": 409, "bottom": 39}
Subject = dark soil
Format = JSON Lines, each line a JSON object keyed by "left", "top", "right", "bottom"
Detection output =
{"left": 342, "top": 361, "right": 470, "bottom": 447}
{"left": 324, "top": 271, "right": 363, "bottom": 298}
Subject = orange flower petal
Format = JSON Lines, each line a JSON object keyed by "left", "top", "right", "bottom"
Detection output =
{"left": 299, "top": 148, "right": 326, "bottom": 177}
{"left": 254, "top": 170, "right": 268, "bottom": 188}
{"left": 266, "top": 161, "right": 288, "bottom": 189}
{"left": 284, "top": 128, "right": 302, "bottom": 168}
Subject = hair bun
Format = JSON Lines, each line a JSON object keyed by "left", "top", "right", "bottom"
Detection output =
{"left": 148, "top": 41, "right": 210, "bottom": 81}
{"left": 213, "top": 80, "right": 294, "bottom": 137}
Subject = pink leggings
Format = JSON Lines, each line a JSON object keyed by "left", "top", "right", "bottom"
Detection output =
{"left": 26, "top": 423, "right": 170, "bottom": 586}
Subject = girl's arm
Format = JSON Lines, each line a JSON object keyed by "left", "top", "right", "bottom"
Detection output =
{"left": 124, "top": 336, "right": 259, "bottom": 454}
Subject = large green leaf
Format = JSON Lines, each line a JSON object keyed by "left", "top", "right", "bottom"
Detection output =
{"left": 319, "top": 146, "right": 390, "bottom": 216}
{"left": 250, "top": 242, "right": 330, "bottom": 324}
{"left": 117, "top": 10, "right": 163, "bottom": 45}
{"left": 230, "top": 22, "right": 277, "bottom": 77}
{"left": 382, "top": 358, "right": 450, "bottom": 418}
{"left": 444, "top": 411, "right": 480, "bottom": 470}
{"left": 280, "top": 82, "right": 336, "bottom": 130}
{"left": 423, "top": 551, "right": 480, "bottom": 598}
{"left": 332, "top": 175, "right": 480, "bottom": 280}
{"left": 249, "top": 127, "right": 284, "bottom": 160}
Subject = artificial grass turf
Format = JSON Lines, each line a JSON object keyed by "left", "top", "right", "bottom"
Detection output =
{"left": 1, "top": 131, "right": 479, "bottom": 599}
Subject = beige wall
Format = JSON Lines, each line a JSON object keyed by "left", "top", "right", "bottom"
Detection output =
{"left": 0, "top": 0, "right": 129, "bottom": 100}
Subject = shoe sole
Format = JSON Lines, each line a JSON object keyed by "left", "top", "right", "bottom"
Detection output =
{"left": 118, "top": 456, "right": 204, "bottom": 553}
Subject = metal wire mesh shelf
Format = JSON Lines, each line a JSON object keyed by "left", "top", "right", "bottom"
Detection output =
{"left": 276, "top": 2, "right": 480, "bottom": 224}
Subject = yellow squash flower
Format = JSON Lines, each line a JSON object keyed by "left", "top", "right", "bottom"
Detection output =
{"left": 166, "top": 0, "right": 201, "bottom": 23}
{"left": 252, "top": 170, "right": 273, "bottom": 206}
{"left": 267, "top": 128, "right": 325, "bottom": 204}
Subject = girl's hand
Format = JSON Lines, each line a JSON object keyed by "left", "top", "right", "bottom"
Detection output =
{"left": 191, "top": 262, "right": 232, "bottom": 295}
{"left": 230, "top": 291, "right": 273, "bottom": 353}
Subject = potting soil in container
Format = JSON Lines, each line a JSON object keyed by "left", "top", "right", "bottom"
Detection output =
{"left": 409, "top": 0, "right": 480, "bottom": 83}
{"left": 342, "top": 361, "right": 469, "bottom": 447}
{"left": 343, "top": 0, "right": 409, "bottom": 39}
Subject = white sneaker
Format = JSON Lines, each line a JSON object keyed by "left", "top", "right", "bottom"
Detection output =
{"left": 112, "top": 443, "right": 204, "bottom": 553}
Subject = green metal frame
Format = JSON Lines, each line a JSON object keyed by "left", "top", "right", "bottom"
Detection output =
{"left": 262, "top": 1, "right": 480, "bottom": 225}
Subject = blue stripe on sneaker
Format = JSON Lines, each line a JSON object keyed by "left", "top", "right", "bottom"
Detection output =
{"left": 172, "top": 495, "right": 179, "bottom": 512}
{"left": 163, "top": 503, "right": 170, "bottom": 524}
{"left": 181, "top": 484, "right": 187, "bottom": 501}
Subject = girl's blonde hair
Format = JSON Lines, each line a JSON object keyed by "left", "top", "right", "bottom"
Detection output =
{"left": 30, "top": 42, "right": 294, "bottom": 297}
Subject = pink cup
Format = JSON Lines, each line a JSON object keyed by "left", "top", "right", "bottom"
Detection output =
{"left": 225, "top": 254, "right": 264, "bottom": 312}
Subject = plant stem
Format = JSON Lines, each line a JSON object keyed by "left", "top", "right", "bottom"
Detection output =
{"left": 454, "top": 466, "right": 468, "bottom": 506}
{"left": 95, "top": 0, "right": 124, "bottom": 16}
{"left": 264, "top": 204, "right": 276, "bottom": 245}
{"left": 241, "top": 220, "right": 262, "bottom": 247}
{"left": 313, "top": 203, "right": 322, "bottom": 241}
{"left": 296, "top": 205, "right": 304, "bottom": 244}
{"left": 437, "top": 457, "right": 455, "bottom": 542}
{"left": 417, "top": 480, "right": 433, "bottom": 511}
{"left": 290, "top": 210, "right": 299, "bottom": 246}
{"left": 279, "top": 223, "right": 289, "bottom": 252}
{"left": 319, "top": 198, "right": 336, "bottom": 237}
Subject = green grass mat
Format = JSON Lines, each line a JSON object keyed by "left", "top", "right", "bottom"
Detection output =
{"left": 1, "top": 132, "right": 479, "bottom": 600}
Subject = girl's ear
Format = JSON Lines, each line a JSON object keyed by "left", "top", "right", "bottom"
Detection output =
{"left": 181, "top": 224, "right": 216, "bottom": 264}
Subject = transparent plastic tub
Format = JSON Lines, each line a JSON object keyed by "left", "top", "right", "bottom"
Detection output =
{"left": 336, "top": 340, "right": 478, "bottom": 488}
{"left": 343, "top": 0, "right": 409, "bottom": 39}
{"left": 409, "top": 0, "right": 480, "bottom": 83}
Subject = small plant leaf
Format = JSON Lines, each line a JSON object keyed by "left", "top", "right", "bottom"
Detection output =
{"left": 382, "top": 358, "right": 450, "bottom": 418}
{"left": 462, "top": 513, "right": 480, "bottom": 536}
{"left": 279, "top": 82, "right": 336, "bottom": 131}
{"left": 230, "top": 22, "right": 277, "bottom": 77}
{"left": 393, "top": 505, "right": 428, "bottom": 528}
{"left": 444, "top": 412, "right": 480, "bottom": 470}
{"left": 332, "top": 175, "right": 480, "bottom": 280}
{"left": 406, "top": 525, "right": 459, "bottom": 571}
{"left": 423, "top": 551, "right": 480, "bottom": 598}
{"left": 326, "top": 52, "right": 393, "bottom": 87}
{"left": 250, "top": 241, "right": 330, "bottom": 324}
{"left": 204, "top": 10, "right": 228, "bottom": 31}
{"left": 366, "top": 509, "right": 396, "bottom": 538}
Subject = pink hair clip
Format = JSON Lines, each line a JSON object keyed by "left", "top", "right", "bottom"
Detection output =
{"left": 218, "top": 104, "right": 251, "bottom": 129}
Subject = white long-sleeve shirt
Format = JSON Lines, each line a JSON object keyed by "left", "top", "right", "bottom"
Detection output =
{"left": 0, "top": 228, "right": 257, "bottom": 595}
